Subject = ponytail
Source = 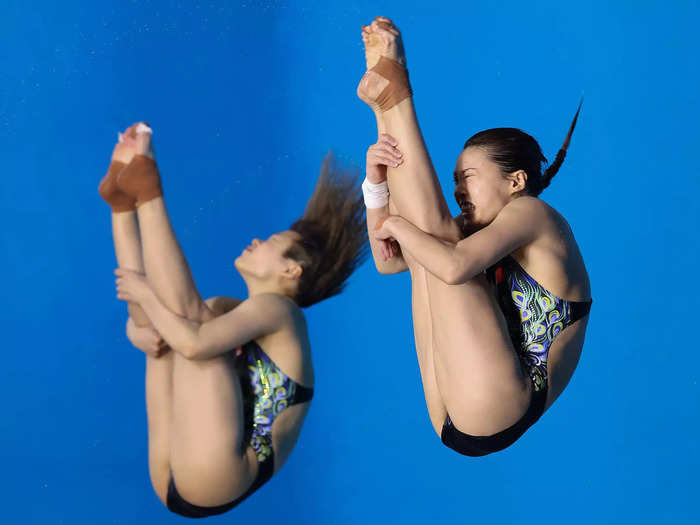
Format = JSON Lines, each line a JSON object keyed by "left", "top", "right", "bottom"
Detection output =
{"left": 541, "top": 98, "right": 583, "bottom": 190}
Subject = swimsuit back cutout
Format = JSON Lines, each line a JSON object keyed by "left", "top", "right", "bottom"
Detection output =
{"left": 489, "top": 256, "right": 592, "bottom": 394}
{"left": 166, "top": 341, "right": 313, "bottom": 518}
{"left": 440, "top": 256, "right": 592, "bottom": 457}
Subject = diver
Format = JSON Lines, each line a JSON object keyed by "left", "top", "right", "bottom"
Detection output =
{"left": 358, "top": 17, "right": 592, "bottom": 456}
{"left": 99, "top": 122, "right": 367, "bottom": 516}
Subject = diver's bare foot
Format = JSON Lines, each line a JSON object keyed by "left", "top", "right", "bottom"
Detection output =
{"left": 130, "top": 122, "right": 155, "bottom": 159}
{"left": 361, "top": 17, "right": 405, "bottom": 68}
{"left": 357, "top": 17, "right": 411, "bottom": 112}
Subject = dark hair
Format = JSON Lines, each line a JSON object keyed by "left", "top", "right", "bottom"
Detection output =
{"left": 284, "top": 154, "right": 369, "bottom": 308}
{"left": 463, "top": 100, "right": 582, "bottom": 197}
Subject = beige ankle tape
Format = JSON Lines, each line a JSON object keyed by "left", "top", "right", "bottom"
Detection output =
{"left": 117, "top": 154, "right": 163, "bottom": 206}
{"left": 371, "top": 56, "right": 412, "bottom": 112}
{"left": 99, "top": 161, "right": 136, "bottom": 212}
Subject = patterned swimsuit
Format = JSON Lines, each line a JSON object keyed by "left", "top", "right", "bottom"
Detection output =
{"left": 440, "top": 255, "right": 592, "bottom": 457}
{"left": 166, "top": 341, "right": 313, "bottom": 518}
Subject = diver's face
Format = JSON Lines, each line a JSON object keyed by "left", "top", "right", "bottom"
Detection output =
{"left": 453, "top": 147, "right": 513, "bottom": 231}
{"left": 234, "top": 230, "right": 302, "bottom": 280}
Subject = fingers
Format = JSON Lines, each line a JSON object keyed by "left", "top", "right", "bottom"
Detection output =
{"left": 374, "top": 215, "right": 389, "bottom": 231}
{"left": 367, "top": 134, "right": 403, "bottom": 168}
{"left": 379, "top": 239, "right": 389, "bottom": 260}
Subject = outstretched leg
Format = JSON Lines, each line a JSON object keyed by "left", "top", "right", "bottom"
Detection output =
{"left": 358, "top": 17, "right": 461, "bottom": 243}
{"left": 99, "top": 140, "right": 174, "bottom": 503}
{"left": 116, "top": 124, "right": 254, "bottom": 506}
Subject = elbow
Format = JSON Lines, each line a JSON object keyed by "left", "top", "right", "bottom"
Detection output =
{"left": 444, "top": 261, "right": 471, "bottom": 286}
{"left": 180, "top": 341, "right": 205, "bottom": 360}
{"left": 180, "top": 346, "right": 199, "bottom": 360}
{"left": 376, "top": 265, "right": 394, "bottom": 275}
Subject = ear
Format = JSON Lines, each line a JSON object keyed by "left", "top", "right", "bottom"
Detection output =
{"left": 283, "top": 262, "right": 303, "bottom": 281}
{"left": 508, "top": 169, "right": 528, "bottom": 194}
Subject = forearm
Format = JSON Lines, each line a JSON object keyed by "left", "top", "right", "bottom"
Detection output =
{"left": 128, "top": 302, "right": 152, "bottom": 327}
{"left": 387, "top": 216, "right": 467, "bottom": 284}
{"left": 138, "top": 291, "right": 202, "bottom": 356}
{"left": 367, "top": 206, "right": 408, "bottom": 275}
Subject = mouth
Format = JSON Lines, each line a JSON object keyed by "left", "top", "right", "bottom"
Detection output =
{"left": 458, "top": 201, "right": 474, "bottom": 214}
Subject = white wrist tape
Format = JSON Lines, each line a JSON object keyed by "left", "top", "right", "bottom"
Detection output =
{"left": 362, "top": 178, "right": 389, "bottom": 209}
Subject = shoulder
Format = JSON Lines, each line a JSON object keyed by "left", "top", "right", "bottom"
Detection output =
{"left": 242, "top": 293, "right": 302, "bottom": 325}
{"left": 502, "top": 195, "right": 549, "bottom": 217}
{"left": 204, "top": 296, "right": 243, "bottom": 316}
{"left": 497, "top": 196, "right": 554, "bottom": 233}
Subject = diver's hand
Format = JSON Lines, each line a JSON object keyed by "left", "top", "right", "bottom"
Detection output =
{"left": 374, "top": 215, "right": 397, "bottom": 241}
{"left": 366, "top": 133, "right": 403, "bottom": 183}
{"left": 115, "top": 268, "right": 153, "bottom": 305}
{"left": 126, "top": 317, "right": 170, "bottom": 358}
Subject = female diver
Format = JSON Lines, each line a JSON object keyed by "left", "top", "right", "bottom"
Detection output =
{"left": 357, "top": 17, "right": 592, "bottom": 456}
{"left": 98, "top": 123, "right": 367, "bottom": 516}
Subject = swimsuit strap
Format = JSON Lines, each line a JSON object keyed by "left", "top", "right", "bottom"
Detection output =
{"left": 291, "top": 384, "right": 314, "bottom": 405}
{"left": 569, "top": 297, "right": 593, "bottom": 324}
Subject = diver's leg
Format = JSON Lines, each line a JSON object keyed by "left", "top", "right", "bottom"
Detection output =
{"left": 109, "top": 212, "right": 153, "bottom": 326}
{"left": 425, "top": 271, "right": 532, "bottom": 436}
{"left": 101, "top": 180, "right": 174, "bottom": 503}
{"left": 169, "top": 350, "right": 256, "bottom": 506}
{"left": 408, "top": 261, "right": 449, "bottom": 436}
{"left": 117, "top": 123, "right": 211, "bottom": 320}
{"left": 358, "top": 17, "right": 461, "bottom": 242}
{"left": 145, "top": 351, "right": 175, "bottom": 504}
{"left": 115, "top": 124, "right": 252, "bottom": 504}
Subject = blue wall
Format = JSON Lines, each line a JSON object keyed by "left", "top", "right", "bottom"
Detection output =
{"left": 2, "top": 1, "right": 698, "bottom": 523}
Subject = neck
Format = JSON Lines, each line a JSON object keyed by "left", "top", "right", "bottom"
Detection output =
{"left": 242, "top": 275, "right": 292, "bottom": 300}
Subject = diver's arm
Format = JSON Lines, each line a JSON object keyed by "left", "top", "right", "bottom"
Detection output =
{"left": 365, "top": 136, "right": 408, "bottom": 274}
{"left": 379, "top": 197, "right": 543, "bottom": 284}
{"left": 126, "top": 317, "right": 169, "bottom": 357}
{"left": 138, "top": 292, "right": 290, "bottom": 360}
{"left": 367, "top": 204, "right": 409, "bottom": 274}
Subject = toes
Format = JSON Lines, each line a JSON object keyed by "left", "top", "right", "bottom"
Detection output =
{"left": 124, "top": 123, "right": 139, "bottom": 138}
{"left": 135, "top": 122, "right": 152, "bottom": 135}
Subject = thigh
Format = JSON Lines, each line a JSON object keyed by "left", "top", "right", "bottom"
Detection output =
{"left": 145, "top": 352, "right": 175, "bottom": 505}
{"left": 425, "top": 272, "right": 532, "bottom": 436}
{"left": 544, "top": 317, "right": 589, "bottom": 410}
{"left": 169, "top": 351, "right": 256, "bottom": 507}
{"left": 403, "top": 252, "right": 448, "bottom": 436}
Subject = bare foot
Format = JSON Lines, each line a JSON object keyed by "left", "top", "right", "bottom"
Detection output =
{"left": 357, "top": 17, "right": 410, "bottom": 111}
{"left": 361, "top": 17, "right": 405, "bottom": 68}
{"left": 122, "top": 122, "right": 155, "bottom": 160}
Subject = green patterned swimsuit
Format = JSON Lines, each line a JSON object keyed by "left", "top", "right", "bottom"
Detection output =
{"left": 440, "top": 255, "right": 592, "bottom": 457}
{"left": 242, "top": 341, "right": 314, "bottom": 464}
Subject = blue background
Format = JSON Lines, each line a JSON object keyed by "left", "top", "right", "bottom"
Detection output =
{"left": 2, "top": 1, "right": 698, "bottom": 523}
